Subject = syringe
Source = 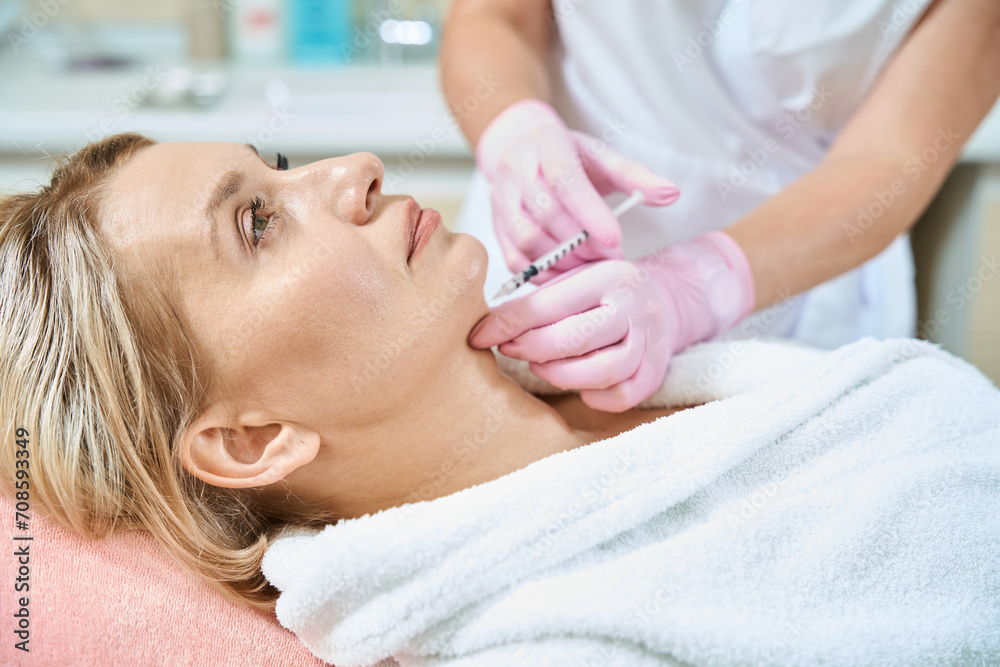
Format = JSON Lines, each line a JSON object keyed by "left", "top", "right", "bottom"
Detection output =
{"left": 490, "top": 190, "right": 646, "bottom": 301}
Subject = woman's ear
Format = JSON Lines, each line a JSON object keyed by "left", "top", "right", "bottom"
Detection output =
{"left": 180, "top": 404, "right": 321, "bottom": 489}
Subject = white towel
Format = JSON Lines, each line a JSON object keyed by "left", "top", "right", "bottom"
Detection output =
{"left": 262, "top": 337, "right": 1000, "bottom": 667}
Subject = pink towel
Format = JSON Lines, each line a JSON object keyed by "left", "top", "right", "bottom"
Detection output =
{"left": 0, "top": 491, "right": 332, "bottom": 666}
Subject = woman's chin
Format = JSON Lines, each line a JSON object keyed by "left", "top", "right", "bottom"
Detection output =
{"left": 441, "top": 233, "right": 491, "bottom": 340}
{"left": 447, "top": 232, "right": 490, "bottom": 301}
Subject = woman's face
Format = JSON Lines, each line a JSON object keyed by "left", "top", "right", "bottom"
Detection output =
{"left": 100, "top": 141, "right": 488, "bottom": 440}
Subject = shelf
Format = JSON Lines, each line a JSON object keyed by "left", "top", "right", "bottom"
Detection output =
{"left": 0, "top": 60, "right": 473, "bottom": 159}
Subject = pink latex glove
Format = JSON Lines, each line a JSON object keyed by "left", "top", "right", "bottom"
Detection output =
{"left": 477, "top": 98, "right": 680, "bottom": 283}
{"left": 468, "top": 230, "right": 756, "bottom": 412}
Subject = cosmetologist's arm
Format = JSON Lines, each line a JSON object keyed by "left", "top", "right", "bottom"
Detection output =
{"left": 439, "top": 0, "right": 555, "bottom": 149}
{"left": 724, "top": 0, "right": 1000, "bottom": 310}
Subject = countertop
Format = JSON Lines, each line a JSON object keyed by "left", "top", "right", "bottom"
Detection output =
{"left": 0, "top": 60, "right": 472, "bottom": 159}
{"left": 1, "top": 59, "right": 998, "bottom": 162}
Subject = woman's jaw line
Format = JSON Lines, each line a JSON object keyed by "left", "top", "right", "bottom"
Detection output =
{"left": 292, "top": 337, "right": 593, "bottom": 522}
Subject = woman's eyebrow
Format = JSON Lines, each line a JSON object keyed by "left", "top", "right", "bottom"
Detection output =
{"left": 204, "top": 169, "right": 244, "bottom": 261}
{"left": 203, "top": 144, "right": 272, "bottom": 260}
{"left": 205, "top": 169, "right": 245, "bottom": 222}
{"left": 205, "top": 144, "right": 268, "bottom": 218}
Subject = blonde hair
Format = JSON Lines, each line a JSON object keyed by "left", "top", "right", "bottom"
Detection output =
{"left": 0, "top": 133, "right": 337, "bottom": 612}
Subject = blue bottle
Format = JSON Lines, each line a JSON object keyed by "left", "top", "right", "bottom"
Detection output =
{"left": 288, "top": 0, "right": 354, "bottom": 65}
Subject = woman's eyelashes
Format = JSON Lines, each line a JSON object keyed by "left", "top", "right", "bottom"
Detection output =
{"left": 245, "top": 196, "right": 276, "bottom": 247}
{"left": 242, "top": 154, "right": 286, "bottom": 248}
{"left": 240, "top": 153, "right": 288, "bottom": 248}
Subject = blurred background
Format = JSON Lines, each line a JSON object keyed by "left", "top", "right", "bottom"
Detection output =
{"left": 0, "top": 0, "right": 998, "bottom": 383}
{"left": 0, "top": 0, "right": 472, "bottom": 222}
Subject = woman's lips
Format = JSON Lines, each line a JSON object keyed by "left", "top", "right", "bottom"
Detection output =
{"left": 408, "top": 207, "right": 441, "bottom": 264}
{"left": 404, "top": 197, "right": 421, "bottom": 263}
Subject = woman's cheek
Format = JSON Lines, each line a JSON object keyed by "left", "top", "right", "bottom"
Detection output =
{"left": 346, "top": 259, "right": 393, "bottom": 326}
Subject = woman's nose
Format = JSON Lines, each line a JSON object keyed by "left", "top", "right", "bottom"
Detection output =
{"left": 311, "top": 152, "right": 384, "bottom": 226}
{"left": 352, "top": 152, "right": 383, "bottom": 224}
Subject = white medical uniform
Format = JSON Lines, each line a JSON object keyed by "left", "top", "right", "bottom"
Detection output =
{"left": 454, "top": 0, "right": 933, "bottom": 348}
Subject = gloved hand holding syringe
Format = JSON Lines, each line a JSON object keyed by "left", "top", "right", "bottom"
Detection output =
{"left": 474, "top": 99, "right": 683, "bottom": 283}
{"left": 470, "top": 99, "right": 755, "bottom": 413}
{"left": 491, "top": 190, "right": 646, "bottom": 301}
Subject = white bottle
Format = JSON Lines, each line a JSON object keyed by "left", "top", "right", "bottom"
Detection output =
{"left": 226, "top": 0, "right": 286, "bottom": 63}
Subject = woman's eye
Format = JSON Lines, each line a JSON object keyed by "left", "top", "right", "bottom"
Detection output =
{"left": 251, "top": 212, "right": 270, "bottom": 245}
{"left": 244, "top": 196, "right": 273, "bottom": 247}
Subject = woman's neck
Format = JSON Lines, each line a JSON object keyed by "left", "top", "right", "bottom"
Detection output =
{"left": 306, "top": 347, "right": 681, "bottom": 521}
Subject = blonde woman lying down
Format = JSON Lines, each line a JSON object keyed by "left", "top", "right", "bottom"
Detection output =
{"left": 1, "top": 134, "right": 998, "bottom": 667}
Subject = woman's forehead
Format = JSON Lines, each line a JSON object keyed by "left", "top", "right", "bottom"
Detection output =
{"left": 100, "top": 143, "right": 247, "bottom": 251}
